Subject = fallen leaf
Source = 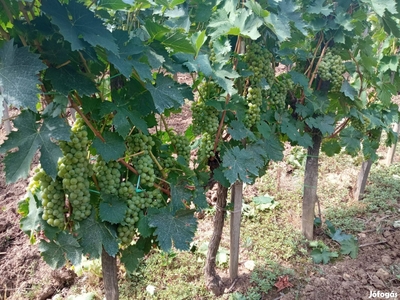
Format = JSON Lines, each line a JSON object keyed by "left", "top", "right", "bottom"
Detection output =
{"left": 274, "top": 275, "right": 294, "bottom": 292}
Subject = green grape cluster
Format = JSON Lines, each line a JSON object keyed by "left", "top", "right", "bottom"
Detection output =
{"left": 94, "top": 157, "right": 121, "bottom": 195}
{"left": 58, "top": 115, "right": 92, "bottom": 221}
{"left": 198, "top": 132, "right": 217, "bottom": 162}
{"left": 118, "top": 182, "right": 164, "bottom": 244}
{"left": 318, "top": 51, "right": 345, "bottom": 90}
{"left": 126, "top": 133, "right": 156, "bottom": 188}
{"left": 350, "top": 116, "right": 370, "bottom": 133}
{"left": 244, "top": 86, "right": 262, "bottom": 128}
{"left": 244, "top": 43, "right": 275, "bottom": 86}
{"left": 41, "top": 175, "right": 66, "bottom": 229}
{"left": 209, "top": 42, "right": 216, "bottom": 64}
{"left": 191, "top": 81, "right": 220, "bottom": 136}
{"left": 170, "top": 134, "right": 191, "bottom": 162}
{"left": 264, "top": 75, "right": 294, "bottom": 110}
{"left": 29, "top": 167, "right": 66, "bottom": 228}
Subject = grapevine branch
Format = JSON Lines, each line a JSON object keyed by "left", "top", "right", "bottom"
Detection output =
{"left": 69, "top": 98, "right": 106, "bottom": 142}
{"left": 308, "top": 40, "right": 331, "bottom": 88}
{"left": 329, "top": 117, "right": 350, "bottom": 138}
{"left": 117, "top": 158, "right": 171, "bottom": 196}
{"left": 213, "top": 94, "right": 231, "bottom": 153}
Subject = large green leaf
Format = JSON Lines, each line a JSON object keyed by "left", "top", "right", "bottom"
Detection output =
{"left": 146, "top": 75, "right": 184, "bottom": 114}
{"left": 120, "top": 244, "right": 145, "bottom": 273}
{"left": 92, "top": 131, "right": 126, "bottom": 162}
{"left": 99, "top": 193, "right": 128, "bottom": 224}
{"left": 0, "top": 40, "right": 46, "bottom": 111}
{"left": 42, "top": 0, "right": 118, "bottom": 54}
{"left": 148, "top": 207, "right": 197, "bottom": 251}
{"left": 98, "top": 96, "right": 149, "bottom": 138}
{"left": 0, "top": 111, "right": 70, "bottom": 183}
{"left": 45, "top": 66, "right": 97, "bottom": 96}
{"left": 39, "top": 232, "right": 82, "bottom": 269}
{"left": 77, "top": 211, "right": 119, "bottom": 259}
{"left": 361, "top": 0, "right": 397, "bottom": 17}
{"left": 20, "top": 192, "right": 42, "bottom": 239}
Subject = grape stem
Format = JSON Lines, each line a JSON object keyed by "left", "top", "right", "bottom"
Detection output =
{"left": 149, "top": 151, "right": 167, "bottom": 179}
{"left": 308, "top": 40, "right": 331, "bottom": 88}
{"left": 213, "top": 93, "right": 231, "bottom": 153}
{"left": 117, "top": 151, "right": 171, "bottom": 196}
{"left": 91, "top": 174, "right": 101, "bottom": 191}
{"left": 69, "top": 99, "right": 106, "bottom": 143}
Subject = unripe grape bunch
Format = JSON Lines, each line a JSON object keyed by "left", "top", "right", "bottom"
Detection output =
{"left": 244, "top": 43, "right": 275, "bottom": 86}
{"left": 318, "top": 51, "right": 345, "bottom": 90}
{"left": 58, "top": 114, "right": 92, "bottom": 221}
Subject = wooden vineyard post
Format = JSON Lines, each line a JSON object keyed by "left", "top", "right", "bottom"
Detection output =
{"left": 101, "top": 248, "right": 119, "bottom": 300}
{"left": 230, "top": 181, "right": 243, "bottom": 281}
{"left": 386, "top": 122, "right": 400, "bottom": 166}
{"left": 354, "top": 159, "right": 373, "bottom": 201}
{"left": 302, "top": 131, "right": 322, "bottom": 240}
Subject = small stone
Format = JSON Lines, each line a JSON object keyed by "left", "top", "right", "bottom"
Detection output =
{"left": 244, "top": 260, "right": 255, "bottom": 271}
{"left": 376, "top": 268, "right": 390, "bottom": 281}
{"left": 304, "top": 284, "right": 314, "bottom": 292}
{"left": 358, "top": 233, "right": 367, "bottom": 239}
{"left": 371, "top": 275, "right": 385, "bottom": 289}
{"left": 382, "top": 255, "right": 392, "bottom": 266}
{"left": 383, "top": 230, "right": 391, "bottom": 238}
{"left": 343, "top": 273, "right": 351, "bottom": 281}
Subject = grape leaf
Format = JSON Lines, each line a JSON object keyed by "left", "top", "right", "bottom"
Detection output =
{"left": 92, "top": 131, "right": 126, "bottom": 162}
{"left": 361, "top": 0, "right": 397, "bottom": 17}
{"left": 45, "top": 66, "right": 97, "bottom": 97}
{"left": 330, "top": 229, "right": 353, "bottom": 243}
{"left": 311, "top": 249, "right": 338, "bottom": 264}
{"left": 98, "top": 97, "right": 149, "bottom": 138}
{"left": 39, "top": 232, "right": 82, "bottom": 269}
{"left": 148, "top": 207, "right": 197, "bottom": 251}
{"left": 137, "top": 212, "right": 152, "bottom": 238}
{"left": 159, "top": 32, "right": 196, "bottom": 54}
{"left": 120, "top": 244, "right": 144, "bottom": 273}
{"left": 77, "top": 211, "right": 119, "bottom": 259}
{"left": 146, "top": 75, "right": 184, "bottom": 114}
{"left": 0, "top": 39, "right": 47, "bottom": 111}
{"left": 340, "top": 81, "right": 357, "bottom": 101}
{"left": 228, "top": 120, "right": 256, "bottom": 141}
{"left": 193, "top": 187, "right": 208, "bottom": 209}
{"left": 20, "top": 192, "right": 42, "bottom": 239}
{"left": 340, "top": 238, "right": 359, "bottom": 258}
{"left": 339, "top": 127, "right": 362, "bottom": 155}
{"left": 170, "top": 182, "right": 193, "bottom": 213}
{"left": 305, "top": 115, "right": 335, "bottom": 136}
{"left": 307, "top": 0, "right": 332, "bottom": 16}
{"left": 41, "top": 0, "right": 118, "bottom": 54}
{"left": 321, "top": 139, "right": 341, "bottom": 157}
{"left": 0, "top": 111, "right": 70, "bottom": 182}
{"left": 98, "top": 0, "right": 129, "bottom": 9}
{"left": 222, "top": 146, "right": 265, "bottom": 184}
{"left": 99, "top": 193, "right": 128, "bottom": 224}
{"left": 245, "top": 0, "right": 269, "bottom": 18}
